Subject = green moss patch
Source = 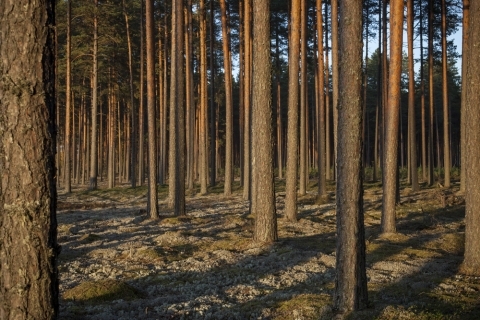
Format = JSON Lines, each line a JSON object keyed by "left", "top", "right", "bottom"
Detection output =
{"left": 63, "top": 279, "right": 143, "bottom": 303}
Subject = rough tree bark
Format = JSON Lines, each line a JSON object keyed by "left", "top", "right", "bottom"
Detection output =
{"left": 461, "top": 0, "right": 480, "bottom": 276}
{"left": 0, "top": 0, "right": 59, "bottom": 318}
{"left": 334, "top": 0, "right": 368, "bottom": 313}
{"left": 252, "top": 0, "right": 277, "bottom": 244}
{"left": 89, "top": 0, "right": 99, "bottom": 190}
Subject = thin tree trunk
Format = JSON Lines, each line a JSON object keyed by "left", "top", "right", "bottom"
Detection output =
{"left": 381, "top": 0, "right": 404, "bottom": 234}
{"left": 89, "top": 0, "right": 99, "bottom": 190}
{"left": 243, "top": 0, "right": 252, "bottom": 200}
{"left": 145, "top": 0, "right": 158, "bottom": 218}
{"left": 299, "top": 0, "right": 308, "bottom": 196}
{"left": 441, "top": 0, "right": 450, "bottom": 187}
{"left": 65, "top": 0, "right": 72, "bottom": 193}
{"left": 460, "top": 0, "right": 469, "bottom": 192}
{"left": 420, "top": 7, "right": 427, "bottom": 182}
{"left": 169, "top": 0, "right": 186, "bottom": 216}
{"left": 316, "top": 0, "right": 326, "bottom": 198}
{"left": 199, "top": 0, "right": 209, "bottom": 195}
{"left": 285, "top": 0, "right": 301, "bottom": 222}
{"left": 185, "top": 0, "right": 195, "bottom": 191}
{"left": 408, "top": 0, "right": 419, "bottom": 191}
{"left": 209, "top": 0, "right": 216, "bottom": 187}
{"left": 331, "top": 0, "right": 339, "bottom": 180}
{"left": 325, "top": 3, "right": 331, "bottom": 180}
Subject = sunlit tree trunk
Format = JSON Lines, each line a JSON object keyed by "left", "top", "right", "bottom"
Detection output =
{"left": 331, "top": 0, "right": 339, "bottom": 180}
{"left": 65, "top": 0, "right": 72, "bottom": 193}
{"left": 0, "top": 0, "right": 59, "bottom": 317}
{"left": 462, "top": 0, "right": 480, "bottom": 276}
{"left": 316, "top": 0, "right": 326, "bottom": 198}
{"left": 381, "top": 0, "right": 404, "bottom": 234}
{"left": 427, "top": 0, "right": 435, "bottom": 186}
{"left": 185, "top": 0, "right": 195, "bottom": 191}
{"left": 243, "top": 0, "right": 252, "bottom": 200}
{"left": 299, "top": 0, "right": 308, "bottom": 196}
{"left": 285, "top": 0, "right": 301, "bottom": 222}
{"left": 460, "top": 0, "right": 469, "bottom": 192}
{"left": 252, "top": 0, "right": 277, "bottom": 244}
{"left": 138, "top": 0, "right": 146, "bottom": 186}
{"left": 199, "top": 0, "right": 209, "bottom": 195}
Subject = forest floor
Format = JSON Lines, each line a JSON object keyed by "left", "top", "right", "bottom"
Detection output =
{"left": 57, "top": 176, "right": 480, "bottom": 319}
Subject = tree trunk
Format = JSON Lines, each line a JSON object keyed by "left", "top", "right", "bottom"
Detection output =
{"left": 168, "top": 0, "right": 186, "bottom": 216}
{"left": 145, "top": 0, "right": 158, "bottom": 218}
{"left": 243, "top": 0, "right": 252, "bottom": 201}
{"left": 381, "top": 0, "right": 404, "bottom": 234}
{"left": 0, "top": 1, "right": 59, "bottom": 317}
{"left": 123, "top": 0, "right": 136, "bottom": 188}
{"left": 138, "top": 0, "right": 145, "bottom": 186}
{"left": 331, "top": 0, "right": 339, "bottom": 180}
{"left": 209, "top": 0, "right": 216, "bottom": 188}
{"left": 65, "top": 0, "right": 72, "bottom": 193}
{"left": 334, "top": 0, "right": 368, "bottom": 312}
{"left": 441, "top": 0, "right": 450, "bottom": 188}
{"left": 89, "top": 0, "right": 99, "bottom": 190}
{"left": 285, "top": 0, "right": 301, "bottom": 222}
{"left": 462, "top": 0, "right": 480, "bottom": 276}
{"left": 252, "top": 0, "right": 277, "bottom": 244}
{"left": 407, "top": 0, "right": 419, "bottom": 191}
{"left": 220, "top": 0, "right": 234, "bottom": 196}
{"left": 299, "top": 0, "right": 308, "bottom": 196}
{"left": 199, "top": 0, "right": 209, "bottom": 195}
{"left": 427, "top": 0, "right": 435, "bottom": 186}
{"left": 316, "top": 0, "right": 326, "bottom": 198}
{"left": 460, "top": 0, "right": 469, "bottom": 193}
{"left": 420, "top": 7, "right": 427, "bottom": 182}
{"left": 325, "top": 3, "right": 331, "bottom": 181}
{"left": 185, "top": 0, "right": 195, "bottom": 191}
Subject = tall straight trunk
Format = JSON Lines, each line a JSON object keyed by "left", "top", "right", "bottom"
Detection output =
{"left": 441, "top": 0, "right": 450, "bottom": 187}
{"left": 285, "top": 0, "right": 301, "bottom": 222}
{"left": 407, "top": 0, "right": 419, "bottom": 191}
{"left": 331, "top": 0, "right": 339, "bottom": 180}
{"left": 199, "top": 0, "right": 209, "bottom": 194}
{"left": 185, "top": 0, "right": 195, "bottom": 191}
{"left": 316, "top": 0, "right": 326, "bottom": 197}
{"left": 420, "top": 7, "right": 427, "bottom": 182}
{"left": 169, "top": 0, "right": 186, "bottom": 216}
{"left": 252, "top": 0, "right": 277, "bottom": 243}
{"left": 381, "top": 0, "right": 404, "bottom": 234}
{"left": 427, "top": 0, "right": 434, "bottom": 186}
{"left": 158, "top": 22, "right": 166, "bottom": 185}
{"left": 161, "top": 14, "right": 169, "bottom": 186}
{"left": 325, "top": 3, "right": 331, "bottom": 180}
{"left": 0, "top": 0, "right": 59, "bottom": 317}
{"left": 107, "top": 79, "right": 115, "bottom": 189}
{"left": 145, "top": 0, "right": 158, "bottom": 218}
{"left": 123, "top": 0, "right": 136, "bottom": 188}
{"left": 275, "top": 22, "right": 283, "bottom": 179}
{"left": 334, "top": 0, "right": 368, "bottom": 312}
{"left": 209, "top": 0, "right": 216, "bottom": 187}
{"left": 299, "top": 0, "right": 308, "bottom": 196}
{"left": 462, "top": 0, "right": 480, "bottom": 276}
{"left": 460, "top": 0, "right": 469, "bottom": 192}
{"left": 65, "top": 0, "right": 72, "bottom": 193}
{"left": 89, "top": 0, "right": 99, "bottom": 190}
{"left": 220, "top": 0, "right": 234, "bottom": 195}
{"left": 239, "top": 0, "right": 245, "bottom": 186}
{"left": 76, "top": 95, "right": 83, "bottom": 185}
{"left": 138, "top": 0, "right": 146, "bottom": 186}
{"left": 243, "top": 0, "right": 252, "bottom": 200}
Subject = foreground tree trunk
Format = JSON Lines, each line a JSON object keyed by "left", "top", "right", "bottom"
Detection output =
{"left": 462, "top": 0, "right": 480, "bottom": 276}
{"left": 441, "top": 0, "right": 450, "bottom": 188}
{"left": 0, "top": 0, "right": 59, "bottom": 318}
{"left": 334, "top": 0, "right": 368, "bottom": 313}
{"left": 285, "top": 0, "right": 301, "bottom": 222}
{"left": 460, "top": 0, "right": 469, "bottom": 193}
{"left": 65, "top": 0, "right": 72, "bottom": 193}
{"left": 168, "top": 0, "right": 186, "bottom": 216}
{"left": 381, "top": 0, "right": 404, "bottom": 234}
{"left": 252, "top": 0, "right": 277, "bottom": 243}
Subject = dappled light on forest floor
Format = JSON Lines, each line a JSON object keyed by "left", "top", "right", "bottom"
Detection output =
{"left": 57, "top": 181, "right": 479, "bottom": 319}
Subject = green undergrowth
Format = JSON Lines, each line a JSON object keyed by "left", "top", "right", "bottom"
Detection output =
{"left": 63, "top": 279, "right": 143, "bottom": 303}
